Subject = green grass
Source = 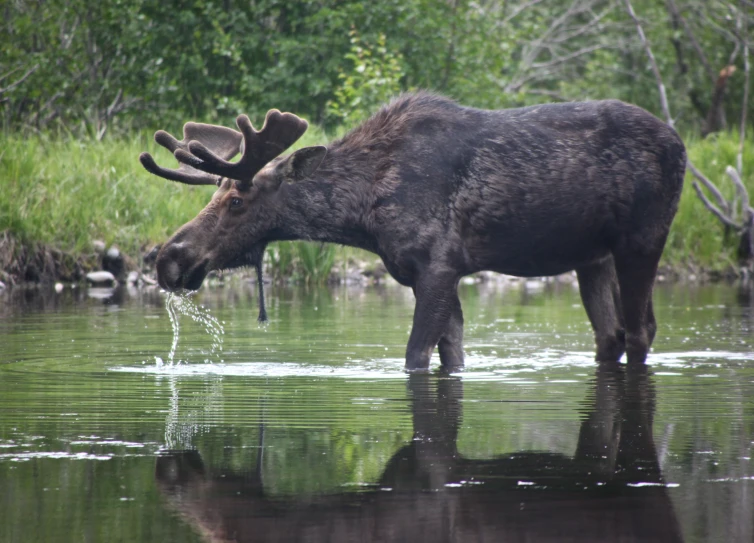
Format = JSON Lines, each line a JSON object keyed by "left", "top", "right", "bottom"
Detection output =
{"left": 0, "top": 126, "right": 353, "bottom": 283}
{"left": 1, "top": 129, "right": 752, "bottom": 282}
{"left": 663, "top": 131, "right": 754, "bottom": 272}
{"left": 0, "top": 134, "right": 212, "bottom": 257}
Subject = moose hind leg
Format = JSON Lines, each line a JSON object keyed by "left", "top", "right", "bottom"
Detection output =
{"left": 614, "top": 250, "right": 662, "bottom": 364}
{"left": 647, "top": 298, "right": 657, "bottom": 346}
{"left": 438, "top": 294, "right": 464, "bottom": 370}
{"left": 576, "top": 257, "right": 626, "bottom": 362}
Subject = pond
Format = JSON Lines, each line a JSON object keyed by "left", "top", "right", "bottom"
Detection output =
{"left": 1, "top": 279, "right": 753, "bottom": 542}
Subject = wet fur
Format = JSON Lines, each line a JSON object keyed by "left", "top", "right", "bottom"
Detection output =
{"left": 156, "top": 92, "right": 687, "bottom": 370}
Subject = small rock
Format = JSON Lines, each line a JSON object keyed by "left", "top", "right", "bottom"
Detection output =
{"left": 86, "top": 271, "right": 117, "bottom": 286}
{"left": 127, "top": 271, "right": 140, "bottom": 286}
{"left": 55, "top": 282, "right": 64, "bottom": 293}
{"left": 93, "top": 240, "right": 106, "bottom": 253}
{"left": 102, "top": 245, "right": 125, "bottom": 279}
{"left": 0, "top": 281, "right": 6, "bottom": 291}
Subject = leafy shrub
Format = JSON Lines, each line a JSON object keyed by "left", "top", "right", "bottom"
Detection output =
{"left": 326, "top": 30, "right": 405, "bottom": 127}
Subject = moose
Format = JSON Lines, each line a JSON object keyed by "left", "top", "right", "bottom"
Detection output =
{"left": 156, "top": 366, "right": 684, "bottom": 542}
{"left": 140, "top": 92, "right": 686, "bottom": 371}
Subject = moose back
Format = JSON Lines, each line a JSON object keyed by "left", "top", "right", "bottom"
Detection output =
{"left": 140, "top": 92, "right": 686, "bottom": 370}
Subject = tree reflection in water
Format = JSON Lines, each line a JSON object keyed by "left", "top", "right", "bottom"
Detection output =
{"left": 156, "top": 364, "right": 683, "bottom": 542}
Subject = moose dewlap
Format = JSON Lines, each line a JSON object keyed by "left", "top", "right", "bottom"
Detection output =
{"left": 139, "top": 92, "right": 686, "bottom": 370}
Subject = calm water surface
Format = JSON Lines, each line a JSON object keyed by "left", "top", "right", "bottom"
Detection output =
{"left": 1, "top": 280, "right": 753, "bottom": 542}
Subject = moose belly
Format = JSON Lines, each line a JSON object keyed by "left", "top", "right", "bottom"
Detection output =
{"left": 466, "top": 224, "right": 612, "bottom": 278}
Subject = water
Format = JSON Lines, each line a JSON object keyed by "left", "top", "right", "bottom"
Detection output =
{"left": 0, "top": 280, "right": 752, "bottom": 542}
{"left": 162, "top": 292, "right": 225, "bottom": 366}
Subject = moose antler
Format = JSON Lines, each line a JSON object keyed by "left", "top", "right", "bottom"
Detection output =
{"left": 139, "top": 123, "right": 243, "bottom": 185}
{"left": 174, "top": 110, "right": 309, "bottom": 184}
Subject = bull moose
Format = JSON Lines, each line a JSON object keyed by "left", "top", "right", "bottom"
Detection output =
{"left": 139, "top": 93, "right": 686, "bottom": 370}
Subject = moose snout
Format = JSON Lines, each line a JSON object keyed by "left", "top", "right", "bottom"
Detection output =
{"left": 155, "top": 242, "right": 186, "bottom": 291}
{"left": 155, "top": 241, "right": 208, "bottom": 292}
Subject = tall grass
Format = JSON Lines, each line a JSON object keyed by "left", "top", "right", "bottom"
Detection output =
{"left": 267, "top": 242, "right": 347, "bottom": 284}
{"left": 0, "top": 127, "right": 343, "bottom": 282}
{"left": 1, "top": 134, "right": 212, "bottom": 257}
{"left": 1, "top": 129, "right": 752, "bottom": 282}
{"left": 663, "top": 131, "right": 754, "bottom": 272}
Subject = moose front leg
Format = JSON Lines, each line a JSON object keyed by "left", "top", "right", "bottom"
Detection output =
{"left": 406, "top": 273, "right": 463, "bottom": 371}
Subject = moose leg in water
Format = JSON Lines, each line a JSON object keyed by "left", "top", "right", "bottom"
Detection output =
{"left": 437, "top": 295, "right": 464, "bottom": 371}
{"left": 406, "top": 272, "right": 462, "bottom": 371}
{"left": 576, "top": 257, "right": 626, "bottom": 362}
{"left": 615, "top": 249, "right": 665, "bottom": 364}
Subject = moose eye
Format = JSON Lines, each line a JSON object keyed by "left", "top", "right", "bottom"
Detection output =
{"left": 230, "top": 197, "right": 243, "bottom": 209}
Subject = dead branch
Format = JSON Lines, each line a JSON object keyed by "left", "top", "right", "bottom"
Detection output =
{"left": 727, "top": 166, "right": 751, "bottom": 217}
{"left": 664, "top": 0, "right": 716, "bottom": 83}
{"left": 504, "top": 0, "right": 614, "bottom": 95}
{"left": 687, "top": 161, "right": 731, "bottom": 214}
{"left": 531, "top": 44, "right": 612, "bottom": 70}
{"left": 692, "top": 181, "right": 740, "bottom": 229}
{"left": 703, "top": 65, "right": 737, "bottom": 135}
{"left": 501, "top": 0, "right": 547, "bottom": 25}
{"left": 0, "top": 64, "right": 39, "bottom": 96}
{"left": 738, "top": 2, "right": 750, "bottom": 176}
{"left": 623, "top": 0, "right": 673, "bottom": 128}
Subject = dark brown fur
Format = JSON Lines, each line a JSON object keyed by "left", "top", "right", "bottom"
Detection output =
{"left": 149, "top": 92, "right": 687, "bottom": 370}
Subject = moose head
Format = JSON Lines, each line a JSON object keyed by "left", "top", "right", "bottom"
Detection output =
{"left": 139, "top": 111, "right": 327, "bottom": 297}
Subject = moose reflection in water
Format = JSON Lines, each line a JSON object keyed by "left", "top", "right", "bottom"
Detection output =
{"left": 156, "top": 366, "right": 683, "bottom": 542}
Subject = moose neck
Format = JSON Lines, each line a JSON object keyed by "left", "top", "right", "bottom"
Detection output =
{"left": 270, "top": 150, "right": 379, "bottom": 253}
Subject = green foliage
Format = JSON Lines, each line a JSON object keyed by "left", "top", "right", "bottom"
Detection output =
{"left": 326, "top": 30, "right": 405, "bottom": 126}
{"left": 2, "top": 0, "right": 751, "bottom": 135}
{"left": 0, "top": 125, "right": 346, "bottom": 283}
{"left": 662, "top": 131, "right": 754, "bottom": 270}
{"left": 266, "top": 242, "right": 338, "bottom": 284}
{"left": 3, "top": 129, "right": 752, "bottom": 279}
{"left": 3, "top": 0, "right": 754, "bottom": 273}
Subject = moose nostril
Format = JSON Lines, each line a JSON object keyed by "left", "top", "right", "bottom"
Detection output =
{"left": 156, "top": 246, "right": 187, "bottom": 290}
{"left": 164, "top": 260, "right": 182, "bottom": 288}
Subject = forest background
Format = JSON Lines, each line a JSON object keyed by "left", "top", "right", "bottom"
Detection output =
{"left": 1, "top": 0, "right": 753, "bottom": 284}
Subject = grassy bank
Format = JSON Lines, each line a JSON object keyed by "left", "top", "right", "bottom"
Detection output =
{"left": 664, "top": 132, "right": 754, "bottom": 274}
{"left": 0, "top": 127, "right": 370, "bottom": 284}
{"left": 1, "top": 129, "right": 752, "bottom": 284}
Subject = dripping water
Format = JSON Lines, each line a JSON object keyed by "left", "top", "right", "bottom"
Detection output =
{"left": 159, "top": 292, "right": 225, "bottom": 366}
{"left": 165, "top": 292, "right": 180, "bottom": 365}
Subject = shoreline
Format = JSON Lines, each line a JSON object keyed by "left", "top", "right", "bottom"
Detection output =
{"left": 1, "top": 234, "right": 750, "bottom": 293}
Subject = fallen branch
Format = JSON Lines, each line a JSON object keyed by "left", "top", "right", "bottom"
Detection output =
{"left": 692, "top": 181, "right": 739, "bottom": 229}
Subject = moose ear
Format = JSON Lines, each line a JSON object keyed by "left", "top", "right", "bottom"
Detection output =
{"left": 276, "top": 146, "right": 327, "bottom": 182}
